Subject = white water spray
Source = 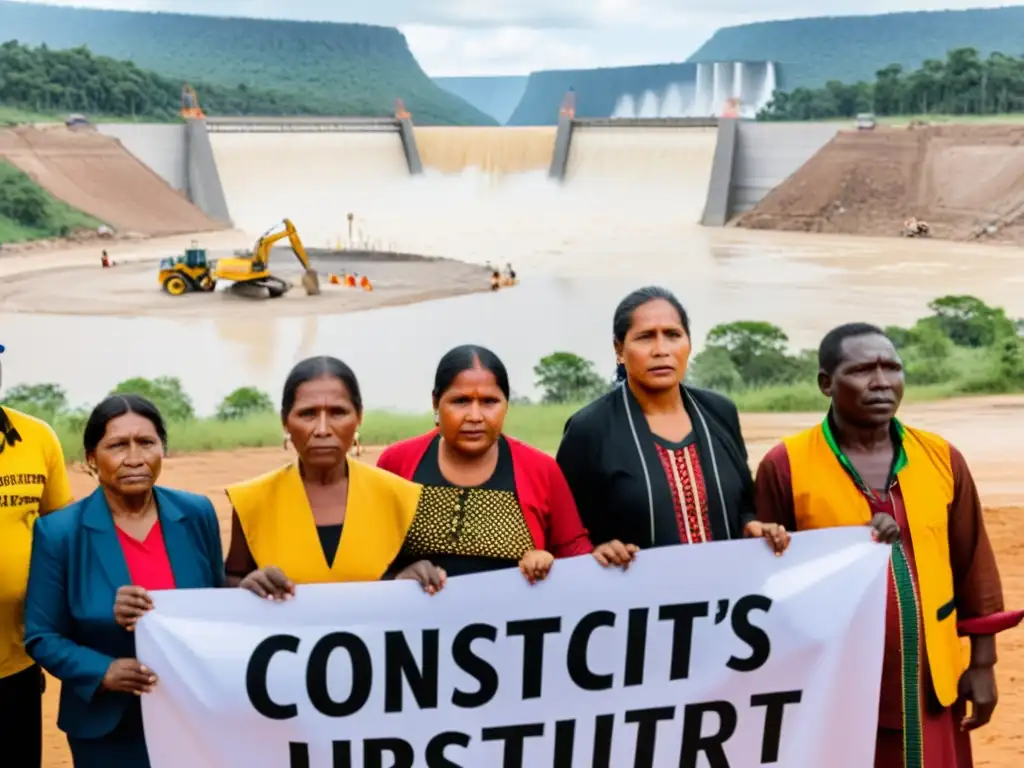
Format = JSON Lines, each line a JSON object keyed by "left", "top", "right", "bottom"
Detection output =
{"left": 757, "top": 61, "right": 778, "bottom": 111}
{"left": 637, "top": 90, "right": 660, "bottom": 118}
{"left": 611, "top": 61, "right": 778, "bottom": 119}
{"left": 660, "top": 84, "right": 685, "bottom": 116}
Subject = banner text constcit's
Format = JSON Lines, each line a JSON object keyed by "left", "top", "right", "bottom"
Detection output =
{"left": 136, "top": 529, "right": 890, "bottom": 768}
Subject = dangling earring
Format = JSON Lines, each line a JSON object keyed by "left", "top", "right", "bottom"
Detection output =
{"left": 433, "top": 410, "right": 440, "bottom": 426}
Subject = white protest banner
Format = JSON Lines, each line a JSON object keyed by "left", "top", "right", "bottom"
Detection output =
{"left": 136, "top": 527, "right": 889, "bottom": 768}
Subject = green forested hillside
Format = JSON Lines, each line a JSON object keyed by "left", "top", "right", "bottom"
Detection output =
{"left": 0, "top": 1, "right": 496, "bottom": 125}
{"left": 507, "top": 64, "right": 697, "bottom": 126}
{"left": 0, "top": 41, "right": 315, "bottom": 120}
{"left": 506, "top": 7, "right": 1024, "bottom": 125}
{"left": 688, "top": 7, "right": 1024, "bottom": 90}
{"left": 434, "top": 76, "right": 528, "bottom": 124}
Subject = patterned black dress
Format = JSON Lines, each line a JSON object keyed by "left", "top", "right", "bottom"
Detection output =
{"left": 388, "top": 435, "right": 534, "bottom": 577}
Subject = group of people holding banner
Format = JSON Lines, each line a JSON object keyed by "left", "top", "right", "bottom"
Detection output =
{"left": 0, "top": 284, "right": 1019, "bottom": 768}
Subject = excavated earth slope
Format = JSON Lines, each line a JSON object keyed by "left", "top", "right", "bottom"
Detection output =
{"left": 735, "top": 124, "right": 1024, "bottom": 244}
{"left": 0, "top": 124, "right": 225, "bottom": 236}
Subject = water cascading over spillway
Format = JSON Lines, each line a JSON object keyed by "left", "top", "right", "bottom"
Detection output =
{"left": 610, "top": 61, "right": 778, "bottom": 119}
{"left": 563, "top": 124, "right": 719, "bottom": 225}
{"left": 415, "top": 127, "right": 557, "bottom": 178}
{"left": 209, "top": 128, "right": 411, "bottom": 243}
{"left": 208, "top": 120, "right": 721, "bottom": 261}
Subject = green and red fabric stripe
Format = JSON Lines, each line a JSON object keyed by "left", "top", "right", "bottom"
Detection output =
{"left": 821, "top": 415, "right": 923, "bottom": 768}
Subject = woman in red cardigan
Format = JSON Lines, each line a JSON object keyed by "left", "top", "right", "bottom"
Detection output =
{"left": 378, "top": 345, "right": 628, "bottom": 590}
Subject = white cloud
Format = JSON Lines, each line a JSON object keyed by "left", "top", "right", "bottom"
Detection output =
{"left": 4, "top": 0, "right": 1018, "bottom": 74}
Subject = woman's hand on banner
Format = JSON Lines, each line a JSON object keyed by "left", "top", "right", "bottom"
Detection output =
{"left": 114, "top": 585, "right": 154, "bottom": 631}
{"left": 868, "top": 513, "right": 901, "bottom": 544}
{"left": 519, "top": 549, "right": 555, "bottom": 584}
{"left": 592, "top": 540, "right": 639, "bottom": 569}
{"left": 240, "top": 566, "right": 296, "bottom": 601}
{"left": 395, "top": 560, "right": 447, "bottom": 595}
{"left": 743, "top": 521, "right": 790, "bottom": 555}
{"left": 102, "top": 658, "right": 157, "bottom": 695}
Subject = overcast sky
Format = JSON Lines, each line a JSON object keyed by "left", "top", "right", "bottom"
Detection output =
{"left": 8, "top": 0, "right": 1019, "bottom": 75}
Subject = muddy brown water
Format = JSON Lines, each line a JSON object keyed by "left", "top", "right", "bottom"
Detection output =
{"left": 3, "top": 127, "right": 1024, "bottom": 412}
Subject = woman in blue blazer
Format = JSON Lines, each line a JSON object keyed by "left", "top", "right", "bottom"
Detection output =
{"left": 24, "top": 394, "right": 224, "bottom": 767}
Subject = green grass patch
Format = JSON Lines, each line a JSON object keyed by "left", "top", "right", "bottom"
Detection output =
{"left": 0, "top": 160, "right": 104, "bottom": 242}
{"left": 50, "top": 405, "right": 584, "bottom": 462}
{"left": 48, "top": 382, "right": 1018, "bottom": 464}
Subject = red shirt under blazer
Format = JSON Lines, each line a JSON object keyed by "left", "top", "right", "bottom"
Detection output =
{"left": 377, "top": 431, "right": 594, "bottom": 558}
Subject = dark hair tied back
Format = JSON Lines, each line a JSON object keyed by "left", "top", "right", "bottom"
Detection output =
{"left": 83, "top": 394, "right": 168, "bottom": 456}
{"left": 433, "top": 345, "right": 511, "bottom": 401}
{"left": 280, "top": 356, "right": 363, "bottom": 421}
{"left": 612, "top": 286, "right": 690, "bottom": 383}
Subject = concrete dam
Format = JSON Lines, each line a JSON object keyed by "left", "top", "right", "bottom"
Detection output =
{"left": 93, "top": 113, "right": 842, "bottom": 249}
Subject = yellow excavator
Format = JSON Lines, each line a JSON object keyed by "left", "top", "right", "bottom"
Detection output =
{"left": 158, "top": 219, "right": 320, "bottom": 298}
{"left": 216, "top": 219, "right": 320, "bottom": 298}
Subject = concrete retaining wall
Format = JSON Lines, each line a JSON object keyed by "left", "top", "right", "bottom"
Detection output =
{"left": 730, "top": 122, "right": 840, "bottom": 216}
{"left": 96, "top": 124, "right": 187, "bottom": 191}
{"left": 701, "top": 118, "right": 739, "bottom": 226}
{"left": 702, "top": 121, "right": 840, "bottom": 225}
{"left": 548, "top": 114, "right": 573, "bottom": 180}
{"left": 186, "top": 120, "right": 232, "bottom": 224}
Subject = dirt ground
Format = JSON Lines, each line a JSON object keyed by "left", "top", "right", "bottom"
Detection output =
{"left": 38, "top": 397, "right": 1024, "bottom": 766}
{"left": 735, "top": 124, "right": 1024, "bottom": 245}
{"left": 0, "top": 124, "right": 226, "bottom": 237}
{"left": 0, "top": 232, "right": 494, "bottom": 317}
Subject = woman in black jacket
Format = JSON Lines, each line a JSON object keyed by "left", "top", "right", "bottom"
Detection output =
{"left": 556, "top": 286, "right": 789, "bottom": 558}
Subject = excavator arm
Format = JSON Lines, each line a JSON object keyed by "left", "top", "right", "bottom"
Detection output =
{"left": 252, "top": 219, "right": 320, "bottom": 295}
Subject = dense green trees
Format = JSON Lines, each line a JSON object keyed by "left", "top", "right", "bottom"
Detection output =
{"left": 533, "top": 352, "right": 610, "bottom": 404}
{"left": 759, "top": 48, "right": 1024, "bottom": 121}
{"left": 0, "top": 41, "right": 315, "bottom": 119}
{"left": 0, "top": 2, "right": 495, "bottom": 125}
{"left": 687, "top": 296, "right": 1024, "bottom": 403}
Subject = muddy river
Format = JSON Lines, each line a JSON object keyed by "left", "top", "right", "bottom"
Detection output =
{"left": 2, "top": 127, "right": 1024, "bottom": 412}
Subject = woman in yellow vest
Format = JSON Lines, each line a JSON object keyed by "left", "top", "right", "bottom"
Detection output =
{"left": 224, "top": 356, "right": 432, "bottom": 596}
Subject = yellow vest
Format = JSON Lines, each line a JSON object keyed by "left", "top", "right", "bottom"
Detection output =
{"left": 0, "top": 407, "right": 73, "bottom": 678}
{"left": 783, "top": 423, "right": 963, "bottom": 707}
{"left": 226, "top": 459, "right": 422, "bottom": 584}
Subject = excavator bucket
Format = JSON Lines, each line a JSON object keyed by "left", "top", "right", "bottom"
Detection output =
{"left": 301, "top": 270, "right": 321, "bottom": 295}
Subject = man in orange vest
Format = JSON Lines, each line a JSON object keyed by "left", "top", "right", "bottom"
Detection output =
{"left": 754, "top": 323, "right": 1017, "bottom": 768}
